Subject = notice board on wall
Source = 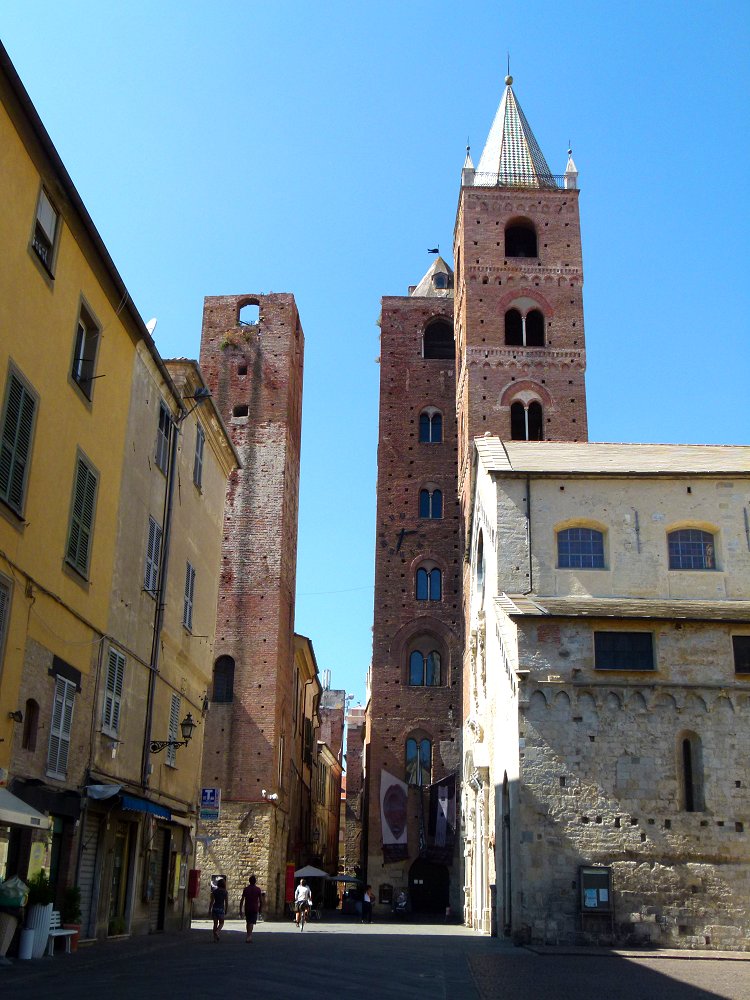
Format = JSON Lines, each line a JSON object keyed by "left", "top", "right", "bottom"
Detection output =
{"left": 579, "top": 865, "right": 613, "bottom": 914}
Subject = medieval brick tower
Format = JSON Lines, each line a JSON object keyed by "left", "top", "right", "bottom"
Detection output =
{"left": 196, "top": 294, "right": 304, "bottom": 916}
{"left": 366, "top": 259, "right": 463, "bottom": 913}
{"left": 454, "top": 74, "right": 588, "bottom": 512}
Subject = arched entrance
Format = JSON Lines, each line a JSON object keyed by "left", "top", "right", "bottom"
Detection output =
{"left": 408, "top": 859, "right": 449, "bottom": 914}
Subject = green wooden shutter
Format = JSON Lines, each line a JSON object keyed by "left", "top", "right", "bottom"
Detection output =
{"left": 0, "top": 579, "right": 10, "bottom": 668}
{"left": 103, "top": 648, "right": 125, "bottom": 734}
{"left": 66, "top": 458, "right": 97, "bottom": 575}
{"left": 0, "top": 373, "right": 36, "bottom": 515}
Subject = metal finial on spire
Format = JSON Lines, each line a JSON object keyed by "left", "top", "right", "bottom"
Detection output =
{"left": 466, "top": 136, "right": 471, "bottom": 154}
{"left": 505, "top": 52, "right": 512, "bottom": 86}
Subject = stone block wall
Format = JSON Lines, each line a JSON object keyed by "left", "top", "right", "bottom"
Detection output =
{"left": 515, "top": 620, "right": 750, "bottom": 949}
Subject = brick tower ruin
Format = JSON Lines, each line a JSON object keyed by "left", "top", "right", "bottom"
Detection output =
{"left": 366, "top": 258, "right": 463, "bottom": 913}
{"left": 196, "top": 293, "right": 304, "bottom": 916}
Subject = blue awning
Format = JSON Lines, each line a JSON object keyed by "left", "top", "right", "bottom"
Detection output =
{"left": 120, "top": 794, "right": 171, "bottom": 820}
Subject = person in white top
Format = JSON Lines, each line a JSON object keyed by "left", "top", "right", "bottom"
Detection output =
{"left": 294, "top": 879, "right": 313, "bottom": 926}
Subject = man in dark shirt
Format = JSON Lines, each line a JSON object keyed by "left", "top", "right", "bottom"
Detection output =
{"left": 239, "top": 875, "right": 263, "bottom": 942}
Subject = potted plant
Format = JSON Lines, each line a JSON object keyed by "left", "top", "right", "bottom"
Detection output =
{"left": 61, "top": 886, "right": 82, "bottom": 951}
{"left": 25, "top": 870, "right": 54, "bottom": 959}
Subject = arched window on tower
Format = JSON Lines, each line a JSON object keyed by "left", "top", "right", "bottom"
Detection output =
{"left": 504, "top": 309, "right": 523, "bottom": 346}
{"left": 418, "top": 409, "right": 443, "bottom": 443}
{"left": 213, "top": 655, "right": 235, "bottom": 703}
{"left": 418, "top": 487, "right": 442, "bottom": 519}
{"left": 416, "top": 564, "right": 442, "bottom": 602}
{"left": 525, "top": 309, "right": 545, "bottom": 346}
{"left": 504, "top": 308, "right": 545, "bottom": 346}
{"left": 505, "top": 220, "right": 537, "bottom": 258}
{"left": 409, "top": 649, "right": 441, "bottom": 686}
{"left": 423, "top": 320, "right": 454, "bottom": 360}
{"left": 510, "top": 400, "right": 544, "bottom": 441}
{"left": 405, "top": 736, "right": 432, "bottom": 786}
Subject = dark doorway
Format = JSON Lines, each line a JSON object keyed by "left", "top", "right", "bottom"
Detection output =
{"left": 408, "top": 859, "right": 449, "bottom": 914}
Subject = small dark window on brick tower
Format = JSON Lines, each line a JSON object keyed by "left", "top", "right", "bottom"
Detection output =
{"left": 406, "top": 737, "right": 431, "bottom": 786}
{"left": 213, "top": 656, "right": 235, "bottom": 703}
{"left": 668, "top": 529, "right": 716, "bottom": 570}
{"left": 409, "top": 649, "right": 441, "bottom": 686}
{"left": 681, "top": 733, "right": 704, "bottom": 812}
{"left": 511, "top": 401, "right": 544, "bottom": 440}
{"left": 504, "top": 309, "right": 523, "bottom": 346}
{"left": 416, "top": 565, "right": 442, "bottom": 601}
{"left": 419, "top": 488, "right": 442, "bottom": 519}
{"left": 233, "top": 404, "right": 249, "bottom": 418}
{"left": 525, "top": 309, "right": 545, "bottom": 346}
{"left": 505, "top": 220, "right": 537, "bottom": 258}
{"left": 558, "top": 528, "right": 605, "bottom": 569}
{"left": 423, "top": 320, "right": 454, "bottom": 360}
{"left": 419, "top": 410, "right": 442, "bottom": 443}
{"left": 733, "top": 636, "right": 750, "bottom": 673}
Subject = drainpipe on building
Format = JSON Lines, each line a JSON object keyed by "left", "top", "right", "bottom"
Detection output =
{"left": 140, "top": 391, "right": 208, "bottom": 789}
{"left": 524, "top": 474, "right": 533, "bottom": 594}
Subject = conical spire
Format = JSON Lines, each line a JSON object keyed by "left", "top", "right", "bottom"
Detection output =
{"left": 410, "top": 256, "right": 454, "bottom": 298}
{"left": 474, "top": 75, "right": 555, "bottom": 188}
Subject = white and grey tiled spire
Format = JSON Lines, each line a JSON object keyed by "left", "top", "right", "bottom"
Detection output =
{"left": 472, "top": 75, "right": 556, "bottom": 188}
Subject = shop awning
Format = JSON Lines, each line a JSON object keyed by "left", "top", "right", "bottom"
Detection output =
{"left": 120, "top": 794, "right": 171, "bottom": 820}
{"left": 0, "top": 787, "right": 51, "bottom": 829}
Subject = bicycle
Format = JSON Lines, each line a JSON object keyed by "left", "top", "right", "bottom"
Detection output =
{"left": 298, "top": 902, "right": 309, "bottom": 931}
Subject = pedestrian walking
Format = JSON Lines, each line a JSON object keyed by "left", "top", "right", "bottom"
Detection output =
{"left": 238, "top": 875, "right": 263, "bottom": 942}
{"left": 362, "top": 884, "right": 373, "bottom": 923}
{"left": 210, "top": 877, "right": 228, "bottom": 942}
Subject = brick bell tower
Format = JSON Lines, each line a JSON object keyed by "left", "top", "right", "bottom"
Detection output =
{"left": 454, "top": 73, "right": 588, "bottom": 509}
{"left": 366, "top": 258, "right": 463, "bottom": 914}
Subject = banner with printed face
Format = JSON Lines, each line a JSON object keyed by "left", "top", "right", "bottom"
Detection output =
{"left": 425, "top": 773, "right": 456, "bottom": 864}
{"left": 380, "top": 769, "right": 409, "bottom": 861}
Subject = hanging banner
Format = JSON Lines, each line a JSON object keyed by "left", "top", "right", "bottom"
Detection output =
{"left": 425, "top": 773, "right": 456, "bottom": 864}
{"left": 380, "top": 770, "right": 409, "bottom": 862}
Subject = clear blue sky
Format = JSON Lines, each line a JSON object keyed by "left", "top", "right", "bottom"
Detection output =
{"left": 2, "top": 2, "right": 748, "bottom": 705}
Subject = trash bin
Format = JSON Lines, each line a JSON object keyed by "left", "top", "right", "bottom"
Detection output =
{"left": 18, "top": 927, "right": 34, "bottom": 960}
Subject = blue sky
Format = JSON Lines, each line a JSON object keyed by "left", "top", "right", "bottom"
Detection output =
{"left": 2, "top": 2, "right": 748, "bottom": 705}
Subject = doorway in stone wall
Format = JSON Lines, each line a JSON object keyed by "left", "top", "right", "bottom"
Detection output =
{"left": 408, "top": 859, "right": 449, "bottom": 914}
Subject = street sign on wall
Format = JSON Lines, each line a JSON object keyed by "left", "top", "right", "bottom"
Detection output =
{"left": 200, "top": 787, "right": 221, "bottom": 821}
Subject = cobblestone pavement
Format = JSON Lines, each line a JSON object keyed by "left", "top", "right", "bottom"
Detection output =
{"left": 1, "top": 916, "right": 749, "bottom": 1000}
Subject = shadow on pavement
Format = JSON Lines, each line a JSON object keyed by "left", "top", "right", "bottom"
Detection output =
{"left": 0, "top": 921, "right": 746, "bottom": 1000}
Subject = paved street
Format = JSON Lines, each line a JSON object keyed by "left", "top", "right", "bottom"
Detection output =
{"left": 1, "top": 917, "right": 749, "bottom": 1000}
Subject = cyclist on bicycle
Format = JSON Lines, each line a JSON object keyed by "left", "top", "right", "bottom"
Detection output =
{"left": 294, "top": 878, "right": 313, "bottom": 928}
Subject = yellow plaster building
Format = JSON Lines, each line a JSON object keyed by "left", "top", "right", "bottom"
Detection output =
{"left": 0, "top": 43, "right": 237, "bottom": 939}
